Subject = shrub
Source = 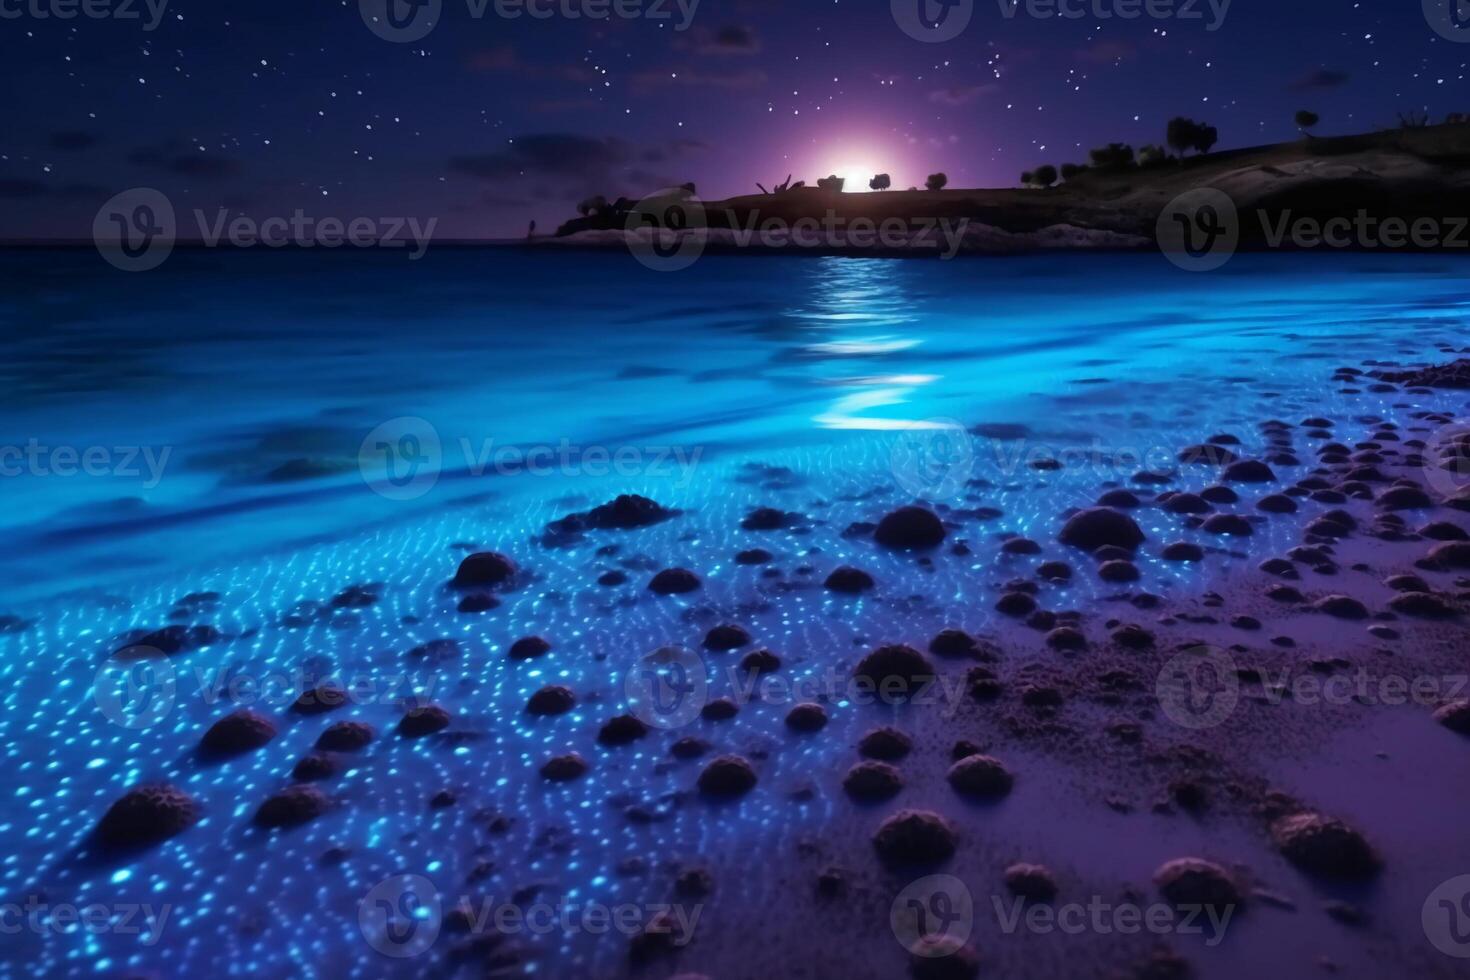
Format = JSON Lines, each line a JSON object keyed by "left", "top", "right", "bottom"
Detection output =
{"left": 926, "top": 172, "right": 949, "bottom": 191}
{"left": 1088, "top": 143, "right": 1135, "bottom": 171}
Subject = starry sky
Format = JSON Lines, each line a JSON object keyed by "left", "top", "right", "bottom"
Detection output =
{"left": 1, "top": 0, "right": 1466, "bottom": 241}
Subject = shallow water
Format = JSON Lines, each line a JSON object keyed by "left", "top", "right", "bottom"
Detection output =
{"left": 1, "top": 248, "right": 1467, "bottom": 979}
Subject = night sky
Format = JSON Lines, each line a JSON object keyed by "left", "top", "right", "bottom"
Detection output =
{"left": 2, "top": 0, "right": 1466, "bottom": 240}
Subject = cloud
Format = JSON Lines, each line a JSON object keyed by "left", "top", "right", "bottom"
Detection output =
{"left": 49, "top": 131, "right": 99, "bottom": 152}
{"left": 450, "top": 135, "right": 635, "bottom": 181}
{"left": 0, "top": 178, "right": 107, "bottom": 199}
{"left": 448, "top": 133, "right": 706, "bottom": 203}
{"left": 673, "top": 24, "right": 761, "bottom": 56}
{"left": 630, "top": 67, "right": 767, "bottom": 94}
{"left": 1291, "top": 68, "right": 1350, "bottom": 91}
{"left": 127, "top": 142, "right": 242, "bottom": 178}
{"left": 928, "top": 85, "right": 997, "bottom": 107}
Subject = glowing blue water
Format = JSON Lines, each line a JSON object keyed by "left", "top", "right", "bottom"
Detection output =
{"left": 0, "top": 249, "right": 1467, "bottom": 978}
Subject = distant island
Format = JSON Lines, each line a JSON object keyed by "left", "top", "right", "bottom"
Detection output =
{"left": 548, "top": 117, "right": 1470, "bottom": 257}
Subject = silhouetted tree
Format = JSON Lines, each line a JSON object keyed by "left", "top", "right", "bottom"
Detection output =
{"left": 817, "top": 174, "right": 846, "bottom": 191}
{"left": 577, "top": 195, "right": 609, "bottom": 217}
{"left": 926, "top": 172, "right": 949, "bottom": 191}
{"left": 1193, "top": 125, "right": 1219, "bottom": 155}
{"left": 1060, "top": 163, "right": 1089, "bottom": 182}
{"left": 1397, "top": 108, "right": 1429, "bottom": 128}
{"left": 1167, "top": 117, "right": 1199, "bottom": 156}
{"left": 869, "top": 173, "right": 892, "bottom": 191}
{"left": 1295, "top": 109, "right": 1320, "bottom": 136}
{"left": 1032, "top": 164, "right": 1058, "bottom": 188}
{"left": 1137, "top": 144, "right": 1167, "bottom": 168}
{"left": 1089, "top": 143, "right": 1135, "bottom": 171}
{"left": 1020, "top": 170, "right": 1034, "bottom": 187}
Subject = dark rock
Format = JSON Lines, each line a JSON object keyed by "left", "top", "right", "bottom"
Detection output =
{"left": 859, "top": 727, "right": 913, "bottom": 760}
{"left": 701, "top": 697, "right": 739, "bottom": 721}
{"left": 200, "top": 709, "right": 278, "bottom": 757}
{"left": 854, "top": 644, "right": 936, "bottom": 690}
{"left": 451, "top": 552, "right": 517, "bottom": 589}
{"left": 95, "top": 784, "right": 200, "bottom": 849}
{"left": 703, "top": 624, "right": 751, "bottom": 650}
{"left": 1388, "top": 592, "right": 1456, "bottom": 618}
{"left": 548, "top": 495, "right": 675, "bottom": 534}
{"left": 1315, "top": 595, "right": 1369, "bottom": 619}
{"left": 1162, "top": 493, "right": 1211, "bottom": 514}
{"left": 740, "top": 649, "right": 782, "bottom": 675}
{"left": 649, "top": 568, "right": 701, "bottom": 595}
{"left": 292, "top": 753, "right": 339, "bottom": 781}
{"left": 1202, "top": 514, "right": 1252, "bottom": 536}
{"left": 1153, "top": 858, "right": 1241, "bottom": 910}
{"left": 698, "top": 755, "right": 757, "bottom": 799}
{"left": 254, "top": 784, "right": 331, "bottom": 829}
{"left": 1059, "top": 508, "right": 1145, "bottom": 552}
{"left": 947, "top": 754, "right": 1015, "bottom": 799}
{"left": 875, "top": 506, "right": 947, "bottom": 550}
{"left": 1001, "top": 537, "right": 1042, "bottom": 555}
{"left": 509, "top": 635, "right": 552, "bottom": 660}
{"left": 598, "top": 714, "right": 649, "bottom": 746}
{"left": 742, "top": 506, "right": 795, "bottom": 530}
{"left": 1271, "top": 812, "right": 1381, "bottom": 878}
{"left": 736, "top": 548, "right": 774, "bottom": 565}
{"left": 398, "top": 705, "right": 451, "bottom": 737}
{"left": 929, "top": 629, "right": 981, "bottom": 659}
{"left": 1200, "top": 485, "right": 1239, "bottom": 504}
{"left": 1098, "top": 559, "right": 1140, "bottom": 582}
{"left": 1045, "top": 627, "right": 1088, "bottom": 652}
{"left": 1037, "top": 561, "right": 1073, "bottom": 581}
{"left": 316, "top": 721, "right": 374, "bottom": 752}
{"left": 1161, "top": 542, "right": 1204, "bottom": 562}
{"left": 843, "top": 761, "right": 903, "bottom": 801}
{"left": 1377, "top": 486, "right": 1433, "bottom": 510}
{"left": 1223, "top": 460, "right": 1276, "bottom": 483}
{"left": 457, "top": 593, "right": 500, "bottom": 613}
{"left": 995, "top": 591, "right": 1037, "bottom": 617}
{"left": 527, "top": 685, "right": 576, "bottom": 715}
{"left": 824, "top": 566, "right": 875, "bottom": 593}
{"left": 1003, "top": 863, "right": 1058, "bottom": 902}
{"left": 786, "top": 703, "right": 829, "bottom": 732}
{"left": 291, "top": 684, "right": 349, "bottom": 715}
{"left": 1257, "top": 494, "right": 1298, "bottom": 514}
{"left": 872, "top": 809, "right": 957, "bottom": 866}
{"left": 1433, "top": 700, "right": 1470, "bottom": 734}
{"left": 541, "top": 753, "right": 589, "bottom": 781}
